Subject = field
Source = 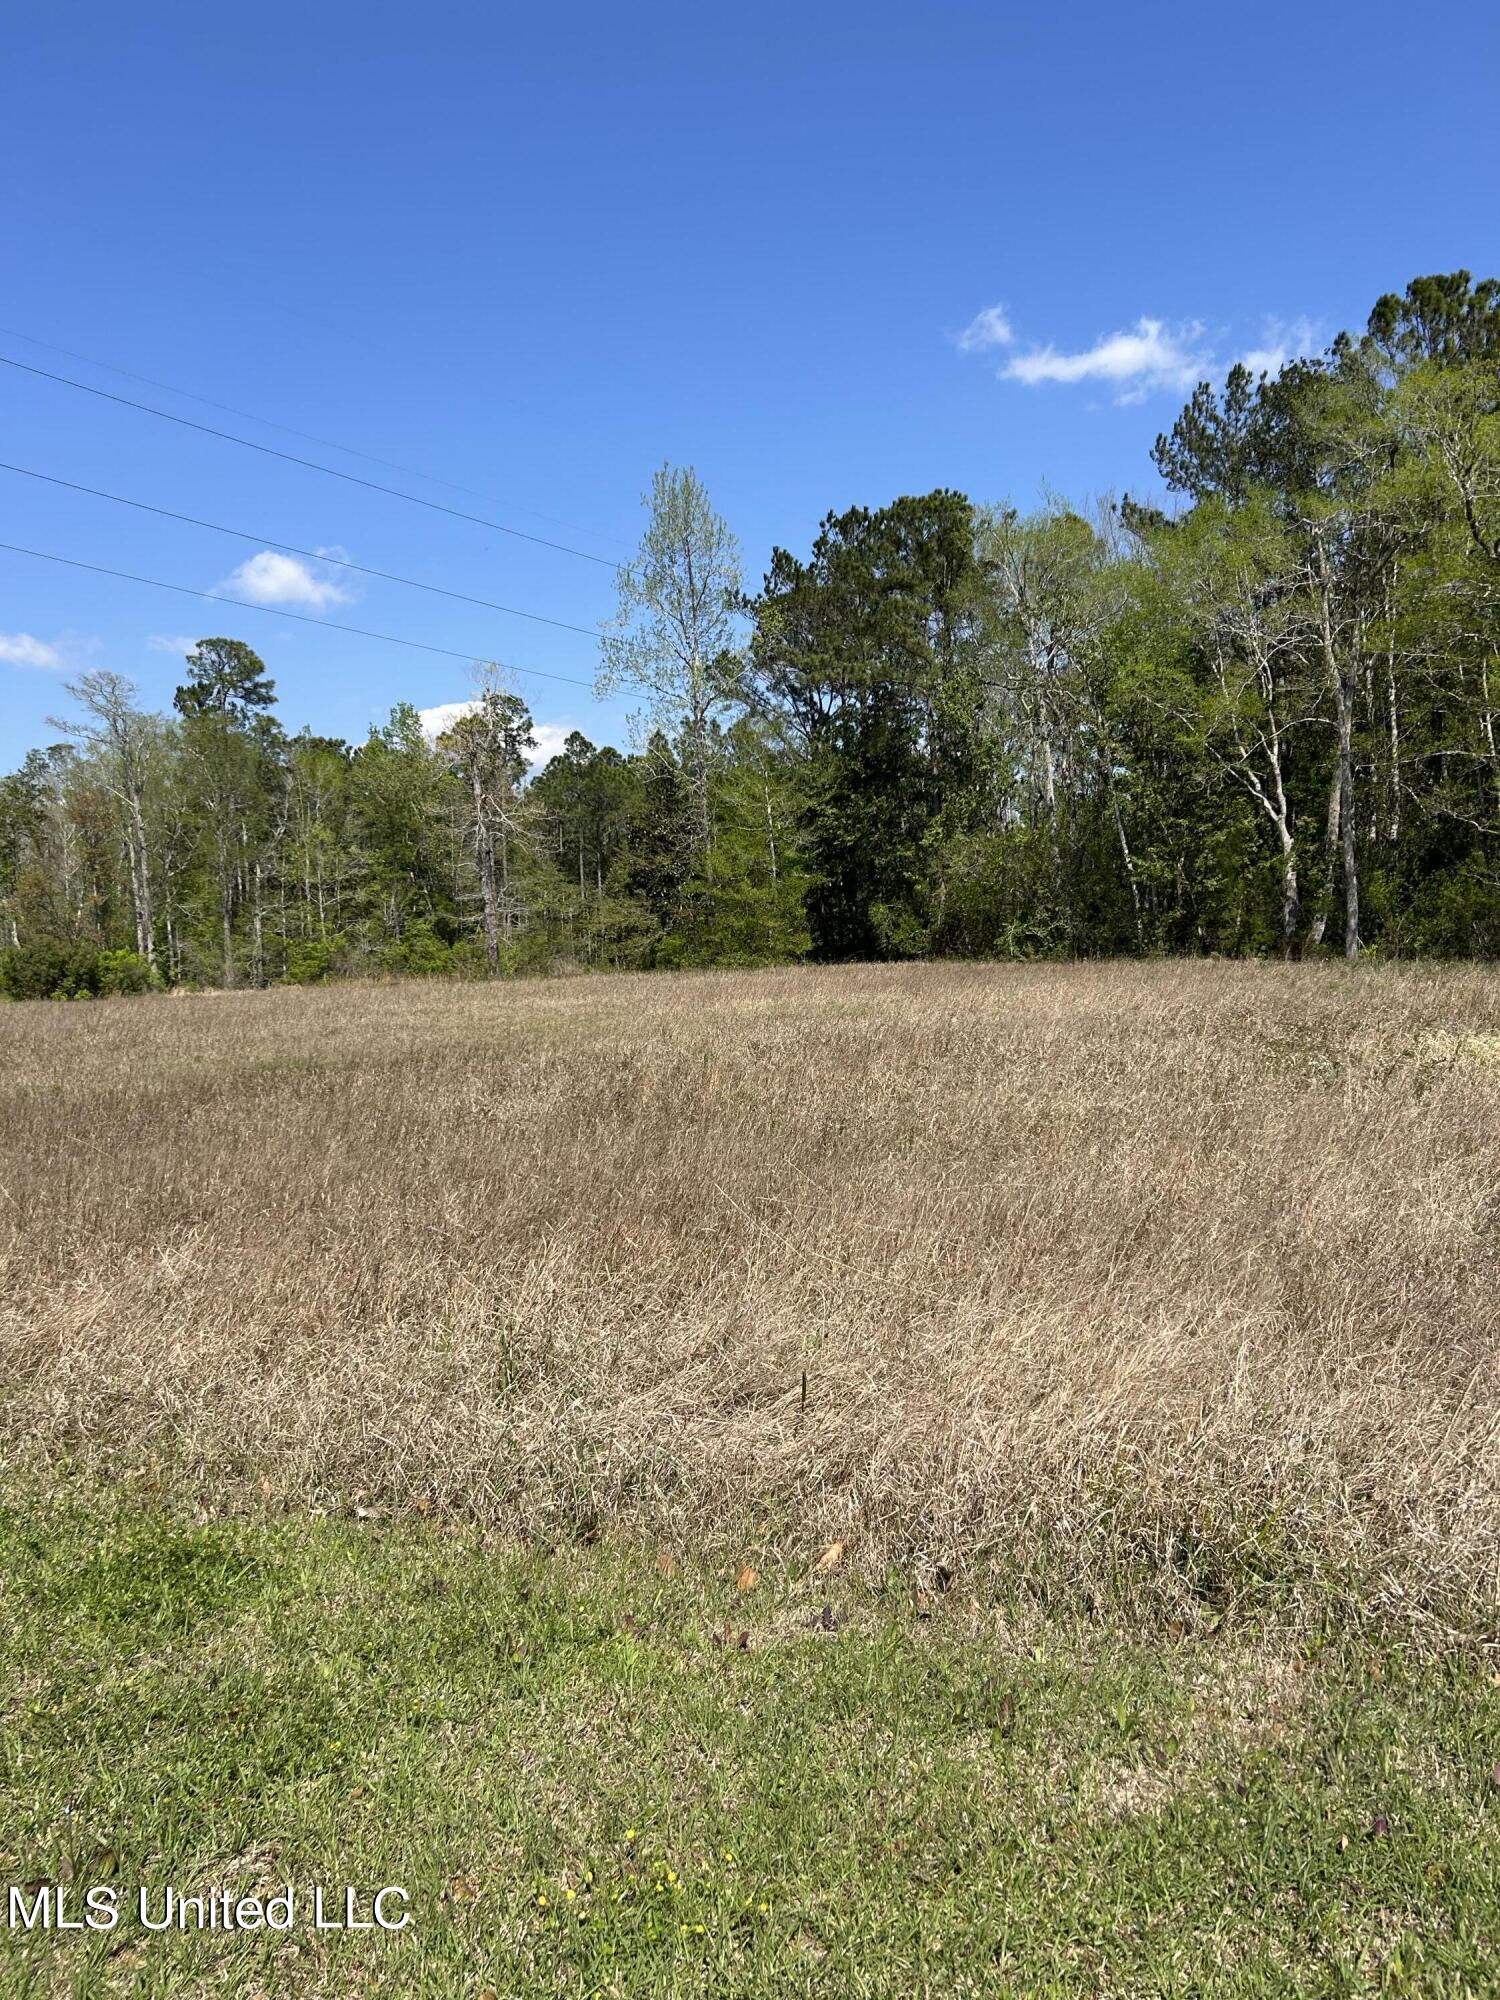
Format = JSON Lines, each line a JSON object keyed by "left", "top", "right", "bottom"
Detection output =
{"left": 2, "top": 962, "right": 1499, "bottom": 1994}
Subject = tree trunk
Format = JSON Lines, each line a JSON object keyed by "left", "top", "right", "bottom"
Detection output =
{"left": 1307, "top": 762, "right": 1341, "bottom": 950}
{"left": 252, "top": 858, "right": 265, "bottom": 985}
{"left": 1339, "top": 685, "right": 1360, "bottom": 960}
{"left": 127, "top": 796, "right": 155, "bottom": 966}
{"left": 1481, "top": 657, "right": 1500, "bottom": 818}
{"left": 686, "top": 692, "right": 712, "bottom": 860}
{"left": 1278, "top": 826, "right": 1300, "bottom": 954}
{"left": 1310, "top": 532, "right": 1359, "bottom": 958}
{"left": 1384, "top": 568, "right": 1401, "bottom": 844}
{"left": 472, "top": 767, "right": 499, "bottom": 973}
{"left": 1107, "top": 777, "right": 1143, "bottom": 948}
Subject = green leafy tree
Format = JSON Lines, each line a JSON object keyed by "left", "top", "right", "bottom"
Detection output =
{"left": 668, "top": 716, "right": 810, "bottom": 966}
{"left": 49, "top": 670, "right": 164, "bottom": 968}
{"left": 172, "top": 638, "right": 277, "bottom": 720}
{"left": 749, "top": 491, "right": 986, "bottom": 959}
{"left": 599, "top": 465, "right": 744, "bottom": 858}
{"left": 438, "top": 672, "right": 536, "bottom": 972}
{"left": 172, "top": 642, "right": 284, "bottom": 986}
{"left": 530, "top": 731, "right": 638, "bottom": 901}
{"left": 348, "top": 703, "right": 458, "bottom": 964}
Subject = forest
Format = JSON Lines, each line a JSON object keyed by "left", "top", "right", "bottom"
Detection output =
{"left": 4, "top": 269, "right": 1499, "bottom": 998}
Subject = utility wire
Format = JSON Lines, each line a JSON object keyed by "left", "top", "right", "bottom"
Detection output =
{"left": 0, "top": 458, "right": 606, "bottom": 643}
{"left": 0, "top": 323, "right": 630, "bottom": 549}
{"left": 0, "top": 539, "right": 598, "bottom": 691}
{"left": 0, "top": 353, "right": 619, "bottom": 569}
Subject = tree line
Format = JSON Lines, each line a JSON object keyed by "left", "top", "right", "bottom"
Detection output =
{"left": 3, "top": 269, "right": 1499, "bottom": 997}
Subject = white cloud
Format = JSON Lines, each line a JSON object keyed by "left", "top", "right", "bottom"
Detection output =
{"left": 960, "top": 303, "right": 1324, "bottom": 405}
{"left": 1001, "top": 317, "right": 1210, "bottom": 400}
{"left": 0, "top": 629, "right": 99, "bottom": 671}
{"left": 147, "top": 633, "right": 201, "bottom": 659}
{"left": 418, "top": 699, "right": 477, "bottom": 741}
{"left": 955, "top": 303, "right": 1014, "bottom": 353}
{"left": 215, "top": 550, "right": 351, "bottom": 611}
{"left": 1237, "top": 316, "right": 1321, "bottom": 380}
{"left": 527, "top": 722, "right": 574, "bottom": 772}
{"left": 0, "top": 631, "right": 66, "bottom": 670}
{"left": 417, "top": 703, "right": 576, "bottom": 773}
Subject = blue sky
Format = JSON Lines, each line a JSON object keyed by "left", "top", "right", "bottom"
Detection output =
{"left": 3, "top": 0, "right": 1496, "bottom": 768}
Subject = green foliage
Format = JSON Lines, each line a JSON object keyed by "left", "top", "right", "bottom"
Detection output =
{"left": 280, "top": 936, "right": 345, "bottom": 985}
{"left": 672, "top": 723, "right": 811, "bottom": 967}
{"left": 750, "top": 490, "right": 985, "bottom": 959}
{"left": 6, "top": 270, "right": 1500, "bottom": 985}
{"left": 96, "top": 948, "right": 159, "bottom": 995}
{"left": 376, "top": 920, "right": 467, "bottom": 979}
{"left": 171, "top": 637, "right": 277, "bottom": 719}
{"left": 0, "top": 939, "right": 104, "bottom": 999}
{"left": 529, "top": 731, "right": 639, "bottom": 899}
{"left": 618, "top": 732, "right": 695, "bottom": 941}
{"left": 0, "top": 939, "right": 158, "bottom": 999}
{"left": 3, "top": 1482, "right": 1498, "bottom": 1996}
{"left": 599, "top": 464, "right": 744, "bottom": 861}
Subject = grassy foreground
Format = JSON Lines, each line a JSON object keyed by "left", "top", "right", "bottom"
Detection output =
{"left": 4, "top": 963, "right": 1500, "bottom": 1993}
{"left": 2, "top": 1483, "right": 1498, "bottom": 1999}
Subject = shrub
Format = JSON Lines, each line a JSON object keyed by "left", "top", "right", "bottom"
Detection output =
{"left": 0, "top": 940, "right": 105, "bottom": 1000}
{"left": 97, "top": 949, "right": 160, "bottom": 996}
{"left": 381, "top": 922, "right": 456, "bottom": 978}
{"left": 445, "top": 938, "right": 491, "bottom": 980}
{"left": 0, "top": 941, "right": 162, "bottom": 1000}
{"left": 281, "top": 937, "right": 344, "bottom": 985}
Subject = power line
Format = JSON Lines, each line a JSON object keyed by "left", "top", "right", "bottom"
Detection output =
{"left": 0, "top": 538, "right": 599, "bottom": 692}
{"left": 0, "top": 353, "right": 619, "bottom": 570}
{"left": 0, "top": 324, "right": 631, "bottom": 550}
{"left": 0, "top": 458, "right": 607, "bottom": 643}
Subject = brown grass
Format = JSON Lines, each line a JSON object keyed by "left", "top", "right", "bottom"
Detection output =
{"left": 3, "top": 961, "right": 1499, "bottom": 1635}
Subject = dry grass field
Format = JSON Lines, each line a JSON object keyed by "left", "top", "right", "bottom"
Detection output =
{"left": 4, "top": 960, "right": 1500, "bottom": 1637}
{"left": 5, "top": 962, "right": 1500, "bottom": 1996}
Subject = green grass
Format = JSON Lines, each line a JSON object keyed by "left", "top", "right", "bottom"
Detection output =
{"left": 1, "top": 1482, "right": 1497, "bottom": 1997}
